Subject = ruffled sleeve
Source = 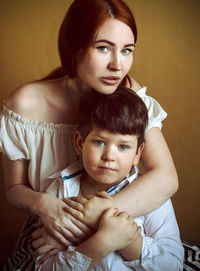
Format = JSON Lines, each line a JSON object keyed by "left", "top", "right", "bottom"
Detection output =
{"left": 136, "top": 87, "right": 167, "bottom": 130}
{"left": 0, "top": 105, "right": 78, "bottom": 191}
{"left": 0, "top": 106, "right": 29, "bottom": 160}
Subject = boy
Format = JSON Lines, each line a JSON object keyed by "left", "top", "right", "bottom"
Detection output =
{"left": 35, "top": 87, "right": 184, "bottom": 270}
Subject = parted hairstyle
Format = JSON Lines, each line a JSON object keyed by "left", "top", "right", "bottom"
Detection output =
{"left": 77, "top": 86, "right": 148, "bottom": 148}
{"left": 44, "top": 0, "right": 137, "bottom": 86}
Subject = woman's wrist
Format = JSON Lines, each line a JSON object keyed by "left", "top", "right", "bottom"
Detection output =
{"left": 32, "top": 192, "right": 51, "bottom": 217}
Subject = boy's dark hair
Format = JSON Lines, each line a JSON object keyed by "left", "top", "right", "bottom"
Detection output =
{"left": 78, "top": 86, "right": 148, "bottom": 147}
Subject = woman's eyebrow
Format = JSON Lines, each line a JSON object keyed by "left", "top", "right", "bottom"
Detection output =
{"left": 95, "top": 39, "right": 135, "bottom": 47}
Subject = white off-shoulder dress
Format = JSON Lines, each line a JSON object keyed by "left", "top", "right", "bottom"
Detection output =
{"left": 0, "top": 87, "right": 167, "bottom": 270}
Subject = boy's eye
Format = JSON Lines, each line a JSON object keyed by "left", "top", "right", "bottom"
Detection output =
{"left": 93, "top": 140, "right": 105, "bottom": 146}
{"left": 119, "top": 145, "right": 129, "bottom": 150}
{"left": 97, "top": 46, "right": 109, "bottom": 53}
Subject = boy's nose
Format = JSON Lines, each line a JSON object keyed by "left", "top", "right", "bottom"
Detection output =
{"left": 102, "top": 148, "right": 115, "bottom": 161}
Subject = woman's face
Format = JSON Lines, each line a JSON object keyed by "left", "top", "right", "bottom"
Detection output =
{"left": 77, "top": 18, "right": 135, "bottom": 94}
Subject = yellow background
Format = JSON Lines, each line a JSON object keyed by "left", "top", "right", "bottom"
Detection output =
{"left": 0, "top": 0, "right": 199, "bottom": 263}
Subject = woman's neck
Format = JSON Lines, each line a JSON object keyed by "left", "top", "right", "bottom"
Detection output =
{"left": 67, "top": 76, "right": 91, "bottom": 104}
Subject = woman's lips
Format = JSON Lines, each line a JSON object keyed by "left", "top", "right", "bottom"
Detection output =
{"left": 101, "top": 76, "right": 120, "bottom": 85}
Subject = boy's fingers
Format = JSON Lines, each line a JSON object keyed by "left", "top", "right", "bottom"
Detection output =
{"left": 63, "top": 198, "right": 84, "bottom": 212}
{"left": 64, "top": 205, "right": 84, "bottom": 221}
{"left": 95, "top": 191, "right": 112, "bottom": 199}
{"left": 118, "top": 211, "right": 129, "bottom": 218}
{"left": 103, "top": 207, "right": 118, "bottom": 218}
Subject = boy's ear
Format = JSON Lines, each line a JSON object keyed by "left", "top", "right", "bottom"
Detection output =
{"left": 74, "top": 131, "right": 84, "bottom": 156}
{"left": 133, "top": 142, "right": 145, "bottom": 166}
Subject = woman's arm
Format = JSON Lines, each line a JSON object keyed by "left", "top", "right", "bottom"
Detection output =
{"left": 35, "top": 208, "right": 140, "bottom": 271}
{"left": 112, "top": 127, "right": 178, "bottom": 217}
{"left": 2, "top": 155, "right": 90, "bottom": 245}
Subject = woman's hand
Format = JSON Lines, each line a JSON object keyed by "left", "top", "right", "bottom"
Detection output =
{"left": 32, "top": 224, "right": 66, "bottom": 264}
{"left": 37, "top": 193, "right": 92, "bottom": 246}
{"left": 63, "top": 191, "right": 114, "bottom": 229}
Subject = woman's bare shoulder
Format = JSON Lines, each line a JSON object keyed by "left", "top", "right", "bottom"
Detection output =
{"left": 5, "top": 79, "right": 65, "bottom": 119}
{"left": 6, "top": 82, "right": 45, "bottom": 113}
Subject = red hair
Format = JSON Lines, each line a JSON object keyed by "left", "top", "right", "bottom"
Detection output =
{"left": 44, "top": 0, "right": 137, "bottom": 84}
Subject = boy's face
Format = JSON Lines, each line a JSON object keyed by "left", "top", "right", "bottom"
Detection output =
{"left": 75, "top": 128, "right": 143, "bottom": 188}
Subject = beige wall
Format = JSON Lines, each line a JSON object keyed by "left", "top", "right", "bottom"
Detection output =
{"left": 0, "top": 0, "right": 199, "bottom": 262}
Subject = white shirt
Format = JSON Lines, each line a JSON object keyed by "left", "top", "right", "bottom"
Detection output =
{"left": 35, "top": 161, "right": 184, "bottom": 271}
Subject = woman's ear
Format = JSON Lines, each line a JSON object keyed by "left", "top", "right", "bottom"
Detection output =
{"left": 133, "top": 142, "right": 145, "bottom": 166}
{"left": 74, "top": 131, "right": 84, "bottom": 156}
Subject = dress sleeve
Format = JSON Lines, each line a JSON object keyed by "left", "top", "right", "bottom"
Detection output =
{"left": 136, "top": 87, "right": 167, "bottom": 130}
{"left": 0, "top": 106, "right": 29, "bottom": 160}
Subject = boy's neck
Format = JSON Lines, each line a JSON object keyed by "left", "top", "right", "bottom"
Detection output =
{"left": 79, "top": 172, "right": 120, "bottom": 198}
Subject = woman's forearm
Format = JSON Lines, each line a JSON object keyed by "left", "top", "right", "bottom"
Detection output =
{"left": 2, "top": 154, "right": 45, "bottom": 216}
{"left": 6, "top": 183, "right": 50, "bottom": 216}
{"left": 112, "top": 128, "right": 178, "bottom": 217}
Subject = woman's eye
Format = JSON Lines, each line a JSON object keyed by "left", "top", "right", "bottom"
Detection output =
{"left": 122, "top": 48, "right": 133, "bottom": 55}
{"left": 97, "top": 46, "right": 109, "bottom": 53}
{"left": 94, "top": 140, "right": 105, "bottom": 146}
{"left": 119, "top": 145, "right": 129, "bottom": 150}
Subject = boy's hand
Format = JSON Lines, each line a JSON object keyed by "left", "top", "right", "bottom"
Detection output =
{"left": 64, "top": 191, "right": 114, "bottom": 229}
{"left": 32, "top": 225, "right": 66, "bottom": 264}
{"left": 97, "top": 208, "right": 140, "bottom": 252}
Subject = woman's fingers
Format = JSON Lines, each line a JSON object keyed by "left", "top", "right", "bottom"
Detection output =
{"left": 64, "top": 205, "right": 84, "bottom": 221}
{"left": 32, "top": 238, "right": 44, "bottom": 250}
{"left": 47, "top": 229, "right": 71, "bottom": 246}
{"left": 70, "top": 215, "right": 93, "bottom": 236}
{"left": 63, "top": 197, "right": 87, "bottom": 210}
{"left": 32, "top": 228, "right": 43, "bottom": 239}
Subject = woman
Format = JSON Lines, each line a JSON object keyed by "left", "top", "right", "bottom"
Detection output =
{"left": 0, "top": 0, "right": 178, "bottom": 269}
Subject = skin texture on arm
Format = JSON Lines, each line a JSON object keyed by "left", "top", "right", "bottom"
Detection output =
{"left": 2, "top": 155, "right": 90, "bottom": 246}
{"left": 112, "top": 127, "right": 178, "bottom": 216}
{"left": 1, "top": 82, "right": 92, "bottom": 246}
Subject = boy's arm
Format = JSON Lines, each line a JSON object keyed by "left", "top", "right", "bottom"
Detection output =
{"left": 119, "top": 232, "right": 143, "bottom": 261}
{"left": 76, "top": 208, "right": 140, "bottom": 270}
{"left": 120, "top": 200, "right": 184, "bottom": 271}
{"left": 35, "top": 208, "right": 138, "bottom": 271}
{"left": 138, "top": 199, "right": 184, "bottom": 270}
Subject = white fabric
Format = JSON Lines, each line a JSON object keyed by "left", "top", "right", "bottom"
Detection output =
{"left": 137, "top": 87, "right": 167, "bottom": 130}
{"left": 35, "top": 160, "right": 184, "bottom": 271}
{"left": 0, "top": 87, "right": 167, "bottom": 192}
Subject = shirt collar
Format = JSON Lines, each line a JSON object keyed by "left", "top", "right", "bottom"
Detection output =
{"left": 59, "top": 161, "right": 138, "bottom": 196}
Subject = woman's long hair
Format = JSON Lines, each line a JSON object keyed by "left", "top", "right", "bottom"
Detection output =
{"left": 43, "top": 0, "right": 137, "bottom": 86}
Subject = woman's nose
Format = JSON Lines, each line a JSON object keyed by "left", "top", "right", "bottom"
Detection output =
{"left": 108, "top": 52, "right": 121, "bottom": 71}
